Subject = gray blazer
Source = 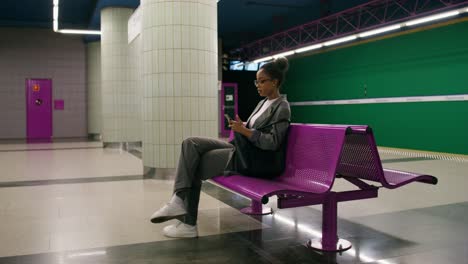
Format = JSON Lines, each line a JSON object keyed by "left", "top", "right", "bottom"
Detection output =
{"left": 246, "top": 95, "right": 291, "bottom": 151}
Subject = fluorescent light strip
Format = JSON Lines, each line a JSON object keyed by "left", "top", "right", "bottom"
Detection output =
{"left": 295, "top": 44, "right": 323, "bottom": 53}
{"left": 59, "top": 29, "right": 102, "bottom": 35}
{"left": 405, "top": 10, "right": 460, "bottom": 26}
{"left": 359, "top": 24, "right": 401, "bottom": 38}
{"left": 324, "top": 35, "right": 357, "bottom": 46}
{"left": 53, "top": 0, "right": 59, "bottom": 32}
{"left": 53, "top": 6, "right": 58, "bottom": 20}
{"left": 52, "top": 0, "right": 101, "bottom": 35}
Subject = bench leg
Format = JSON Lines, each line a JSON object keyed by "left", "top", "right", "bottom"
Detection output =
{"left": 306, "top": 193, "right": 352, "bottom": 252}
{"left": 240, "top": 200, "right": 272, "bottom": 215}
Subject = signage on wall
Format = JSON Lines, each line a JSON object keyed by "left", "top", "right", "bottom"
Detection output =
{"left": 32, "top": 84, "right": 40, "bottom": 92}
{"left": 54, "top": 100, "right": 64, "bottom": 110}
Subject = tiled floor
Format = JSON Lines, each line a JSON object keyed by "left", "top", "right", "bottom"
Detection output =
{"left": 0, "top": 141, "right": 467, "bottom": 263}
{"left": 0, "top": 143, "right": 266, "bottom": 258}
{"left": 0, "top": 144, "right": 141, "bottom": 182}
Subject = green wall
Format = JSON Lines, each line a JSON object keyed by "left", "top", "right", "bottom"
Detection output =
{"left": 284, "top": 21, "right": 468, "bottom": 154}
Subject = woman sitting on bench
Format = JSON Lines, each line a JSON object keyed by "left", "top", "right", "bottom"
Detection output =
{"left": 150, "top": 57, "right": 291, "bottom": 238}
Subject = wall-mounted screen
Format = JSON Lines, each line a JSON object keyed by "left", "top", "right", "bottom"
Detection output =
{"left": 244, "top": 62, "right": 259, "bottom": 71}
{"left": 229, "top": 61, "right": 244, "bottom": 71}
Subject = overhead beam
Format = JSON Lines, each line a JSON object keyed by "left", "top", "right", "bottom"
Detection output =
{"left": 236, "top": 0, "right": 468, "bottom": 60}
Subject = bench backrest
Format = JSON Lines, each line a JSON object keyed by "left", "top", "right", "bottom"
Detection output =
{"left": 276, "top": 124, "right": 348, "bottom": 193}
{"left": 336, "top": 127, "right": 386, "bottom": 183}
{"left": 276, "top": 123, "right": 398, "bottom": 192}
{"left": 229, "top": 123, "right": 396, "bottom": 190}
{"left": 228, "top": 122, "right": 433, "bottom": 192}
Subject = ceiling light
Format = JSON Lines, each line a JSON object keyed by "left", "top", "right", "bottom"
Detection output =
{"left": 323, "top": 35, "right": 357, "bottom": 46}
{"left": 53, "top": 6, "right": 58, "bottom": 20}
{"left": 405, "top": 10, "right": 460, "bottom": 26}
{"left": 52, "top": 0, "right": 101, "bottom": 35}
{"left": 359, "top": 24, "right": 401, "bottom": 38}
{"left": 59, "top": 29, "right": 101, "bottom": 35}
{"left": 295, "top": 44, "right": 323, "bottom": 53}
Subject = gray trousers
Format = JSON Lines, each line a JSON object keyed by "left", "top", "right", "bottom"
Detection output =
{"left": 173, "top": 137, "right": 235, "bottom": 225}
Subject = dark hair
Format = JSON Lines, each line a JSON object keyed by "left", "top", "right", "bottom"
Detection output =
{"left": 260, "top": 57, "right": 289, "bottom": 88}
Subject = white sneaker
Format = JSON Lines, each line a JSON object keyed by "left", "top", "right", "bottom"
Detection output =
{"left": 163, "top": 220, "right": 198, "bottom": 238}
{"left": 150, "top": 195, "right": 187, "bottom": 223}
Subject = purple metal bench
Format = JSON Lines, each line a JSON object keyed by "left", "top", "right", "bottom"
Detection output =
{"left": 212, "top": 123, "right": 437, "bottom": 252}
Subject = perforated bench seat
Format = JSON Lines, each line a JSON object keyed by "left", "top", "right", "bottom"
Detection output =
{"left": 212, "top": 174, "right": 330, "bottom": 204}
{"left": 383, "top": 168, "right": 438, "bottom": 187}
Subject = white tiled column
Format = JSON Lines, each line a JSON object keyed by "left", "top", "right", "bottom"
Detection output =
{"left": 129, "top": 34, "right": 143, "bottom": 141}
{"left": 86, "top": 41, "right": 102, "bottom": 136}
{"left": 142, "top": 0, "right": 218, "bottom": 168}
{"left": 101, "top": 7, "right": 141, "bottom": 143}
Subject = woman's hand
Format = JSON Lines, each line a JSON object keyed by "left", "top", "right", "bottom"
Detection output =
{"left": 228, "top": 115, "right": 244, "bottom": 132}
{"left": 229, "top": 115, "right": 253, "bottom": 138}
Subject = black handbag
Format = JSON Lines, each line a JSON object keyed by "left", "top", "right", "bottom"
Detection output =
{"left": 231, "top": 119, "right": 290, "bottom": 179}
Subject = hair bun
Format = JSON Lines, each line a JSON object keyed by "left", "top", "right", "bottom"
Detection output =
{"left": 273, "top": 57, "right": 289, "bottom": 73}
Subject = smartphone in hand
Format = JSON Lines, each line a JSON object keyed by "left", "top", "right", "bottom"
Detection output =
{"left": 224, "top": 114, "right": 232, "bottom": 123}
